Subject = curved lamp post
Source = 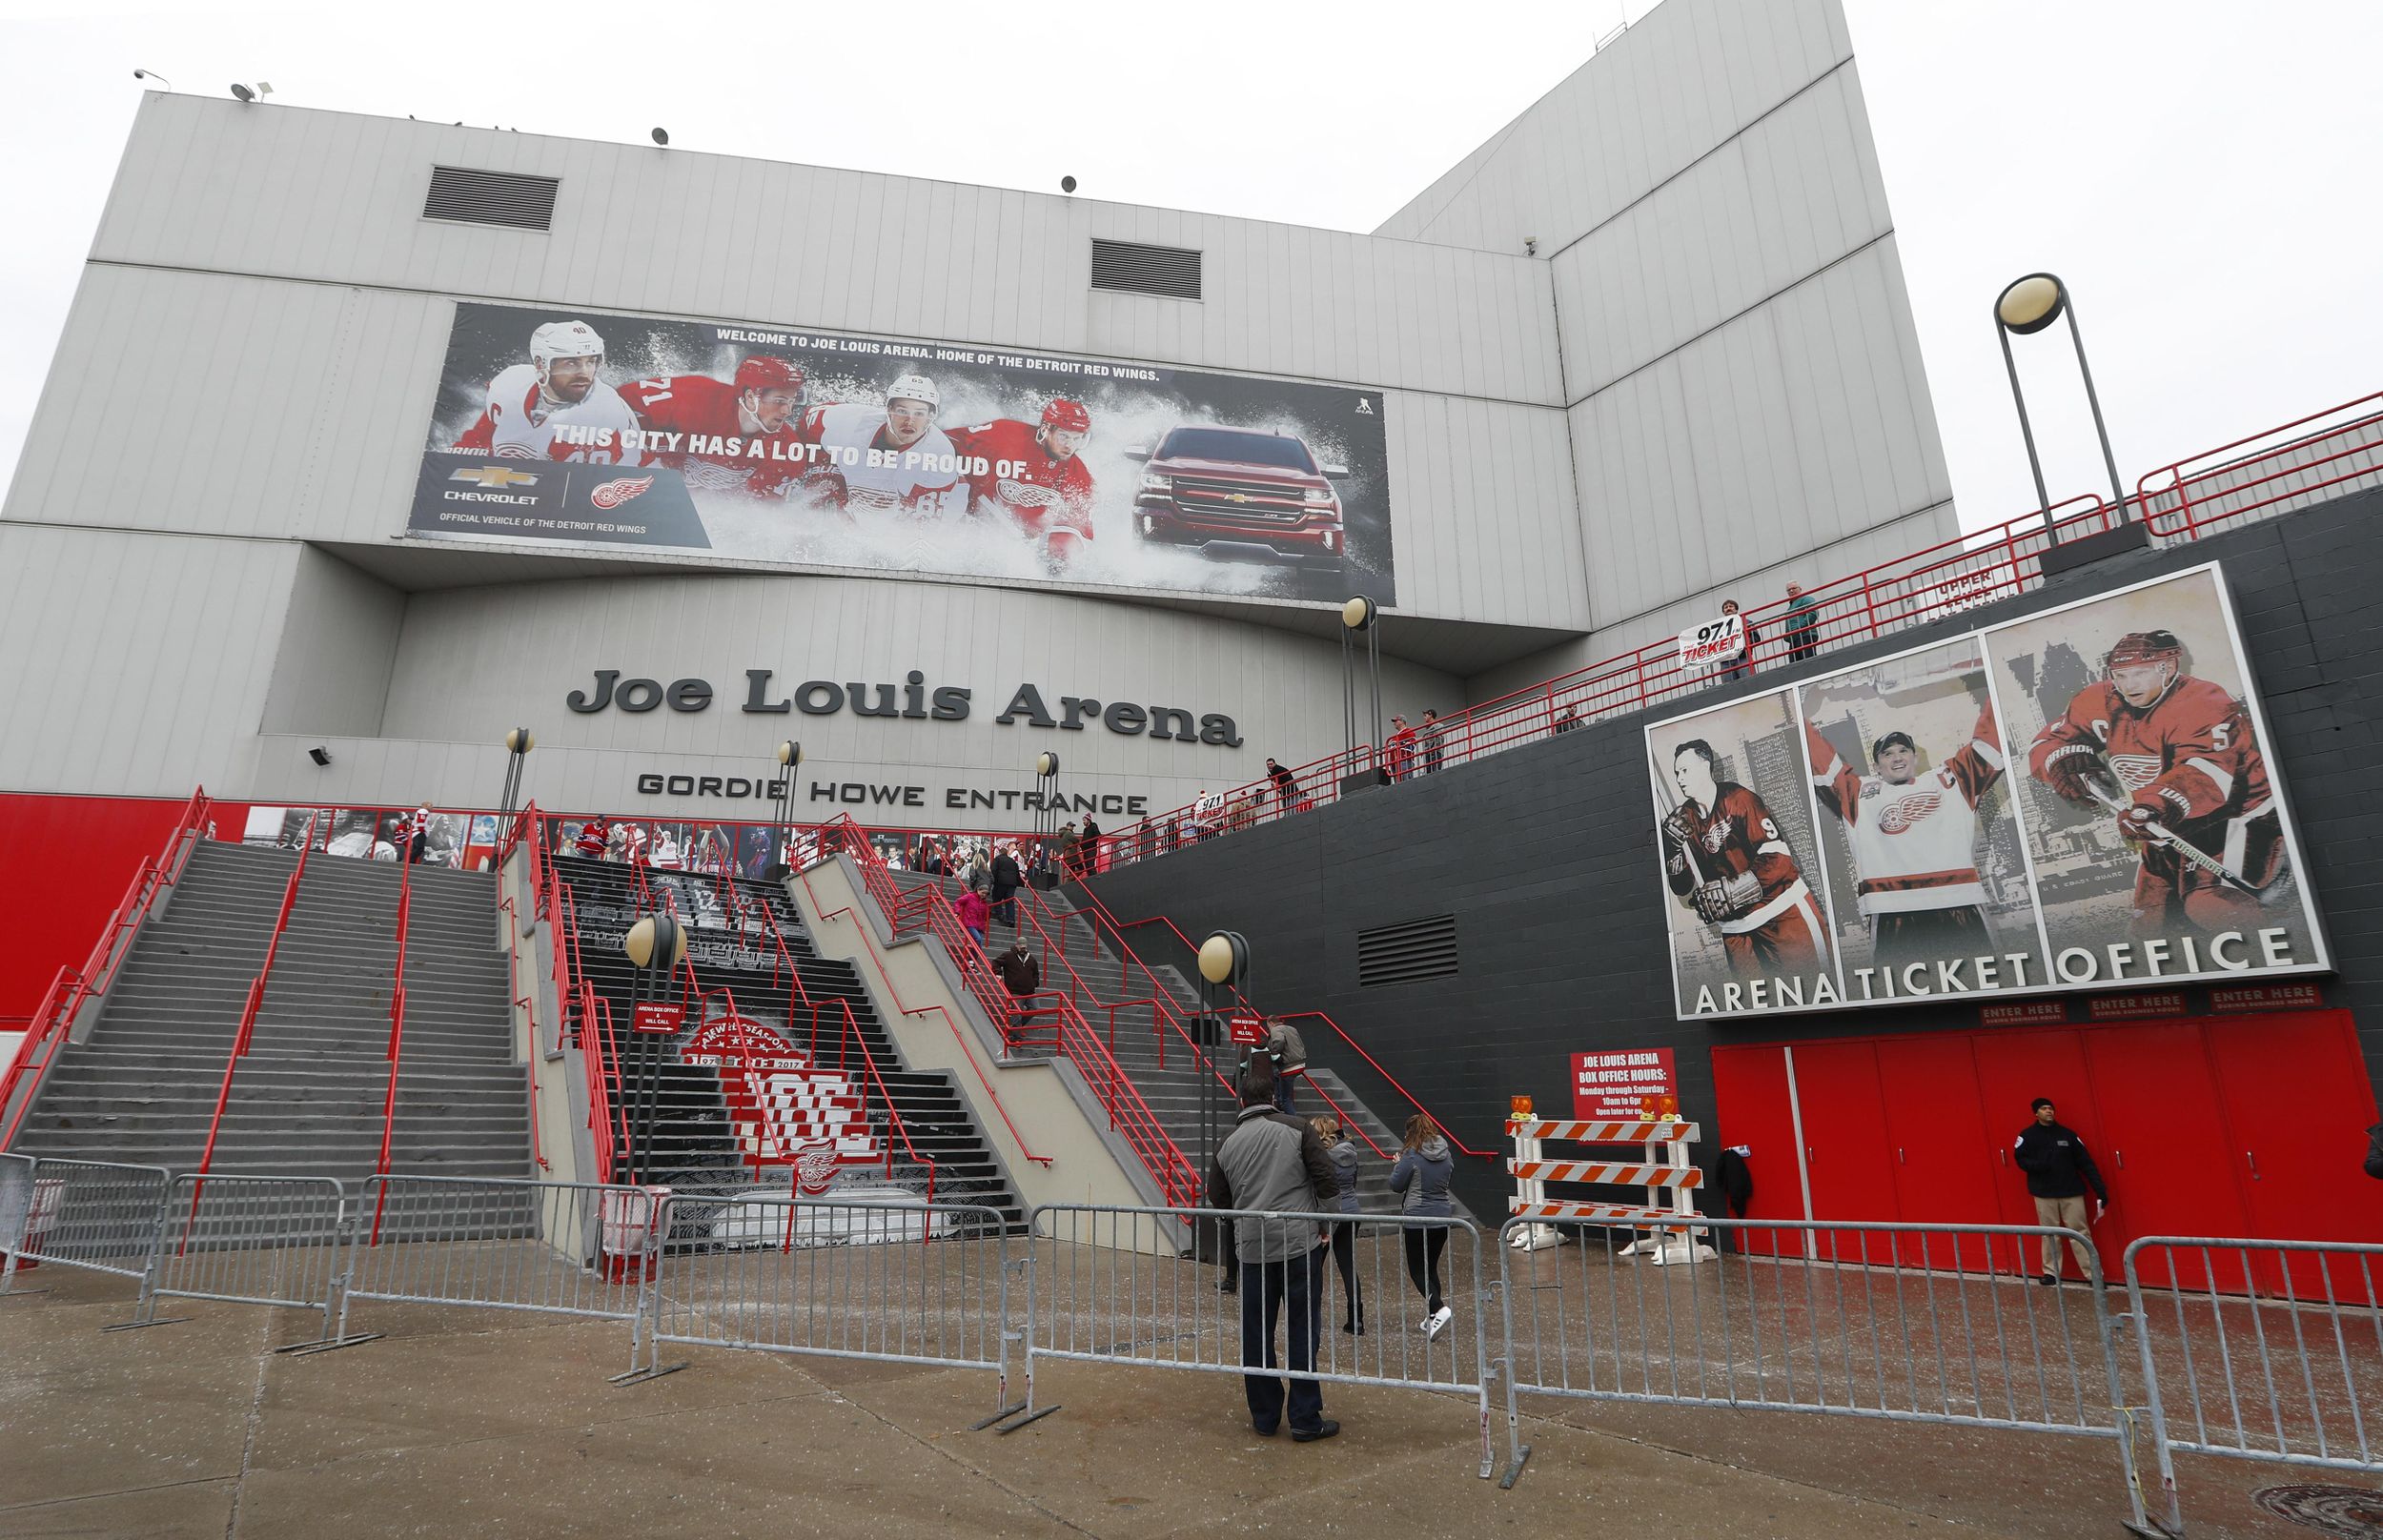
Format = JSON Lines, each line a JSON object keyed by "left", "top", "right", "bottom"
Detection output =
{"left": 1994, "top": 272, "right": 2128, "bottom": 540}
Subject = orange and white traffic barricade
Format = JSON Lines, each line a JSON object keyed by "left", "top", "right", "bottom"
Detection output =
{"left": 1505, "top": 1111, "right": 1714, "bottom": 1264}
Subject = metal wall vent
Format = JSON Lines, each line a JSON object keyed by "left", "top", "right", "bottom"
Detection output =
{"left": 423, "top": 166, "right": 560, "bottom": 232}
{"left": 1091, "top": 238, "right": 1202, "bottom": 300}
{"left": 1356, "top": 914, "right": 1459, "bottom": 988}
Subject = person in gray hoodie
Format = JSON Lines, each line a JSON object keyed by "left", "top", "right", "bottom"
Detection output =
{"left": 1388, "top": 1113, "right": 1456, "bottom": 1339}
{"left": 1312, "top": 1115, "right": 1365, "bottom": 1335}
{"left": 1205, "top": 1059, "right": 1341, "bottom": 1442}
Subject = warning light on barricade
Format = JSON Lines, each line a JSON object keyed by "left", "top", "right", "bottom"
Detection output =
{"left": 1659, "top": 1095, "right": 1680, "bottom": 1122}
{"left": 1509, "top": 1096, "right": 1534, "bottom": 1121}
{"left": 1640, "top": 1094, "right": 1660, "bottom": 1120}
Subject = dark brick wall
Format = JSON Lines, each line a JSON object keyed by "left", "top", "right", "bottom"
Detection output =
{"left": 1082, "top": 489, "right": 2383, "bottom": 1221}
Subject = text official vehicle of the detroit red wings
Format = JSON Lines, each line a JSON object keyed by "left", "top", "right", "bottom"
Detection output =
{"left": 1130, "top": 426, "right": 1349, "bottom": 567}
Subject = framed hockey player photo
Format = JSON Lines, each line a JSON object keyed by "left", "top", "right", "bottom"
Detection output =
{"left": 1648, "top": 690, "right": 1840, "bottom": 1018}
{"left": 407, "top": 301, "right": 1395, "bottom": 607}
{"left": 1797, "top": 637, "right": 2048, "bottom": 999}
{"left": 1981, "top": 562, "right": 2328, "bottom": 987}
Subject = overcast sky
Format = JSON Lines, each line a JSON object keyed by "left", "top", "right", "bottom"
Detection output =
{"left": 2, "top": 1, "right": 2376, "bottom": 539}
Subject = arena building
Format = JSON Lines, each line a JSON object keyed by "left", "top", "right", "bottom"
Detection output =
{"left": 0, "top": 0, "right": 1949, "bottom": 1020}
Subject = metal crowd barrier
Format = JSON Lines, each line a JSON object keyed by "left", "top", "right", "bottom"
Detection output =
{"left": 0, "top": 1154, "right": 173, "bottom": 1294}
{"left": 638, "top": 1193, "right": 1022, "bottom": 1414}
{"left": 334, "top": 1175, "right": 666, "bottom": 1373}
{"left": 2125, "top": 1235, "right": 2383, "bottom": 1536}
{"left": 125, "top": 1173, "right": 355, "bottom": 1342}
{"left": 1494, "top": 1214, "right": 2151, "bottom": 1529}
{"left": 1024, "top": 1205, "right": 1499, "bottom": 1475}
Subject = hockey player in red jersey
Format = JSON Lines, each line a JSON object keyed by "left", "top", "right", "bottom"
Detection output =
{"left": 1808, "top": 702, "right": 2005, "bottom": 973}
{"left": 949, "top": 398, "right": 1097, "bottom": 570}
{"left": 452, "top": 319, "right": 640, "bottom": 463}
{"left": 1662, "top": 740, "right": 1829, "bottom": 978}
{"left": 2027, "top": 629, "right": 2282, "bottom": 936}
{"left": 614, "top": 355, "right": 813, "bottom": 496}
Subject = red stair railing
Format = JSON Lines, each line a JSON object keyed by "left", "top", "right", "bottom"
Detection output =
{"left": 368, "top": 855, "right": 415, "bottom": 1240}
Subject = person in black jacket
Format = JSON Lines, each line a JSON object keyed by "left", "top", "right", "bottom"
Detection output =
{"left": 2366, "top": 1123, "right": 2383, "bottom": 1181}
{"left": 988, "top": 843, "right": 1023, "bottom": 927}
{"left": 2013, "top": 1097, "right": 2108, "bottom": 1284}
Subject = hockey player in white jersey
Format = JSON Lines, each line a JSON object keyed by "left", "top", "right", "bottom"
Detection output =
{"left": 796, "top": 374, "right": 966, "bottom": 515}
{"left": 1806, "top": 703, "right": 2005, "bottom": 974}
{"left": 452, "top": 318, "right": 641, "bottom": 464}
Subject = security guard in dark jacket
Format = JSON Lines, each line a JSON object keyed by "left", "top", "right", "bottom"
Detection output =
{"left": 2013, "top": 1097, "right": 2108, "bottom": 1284}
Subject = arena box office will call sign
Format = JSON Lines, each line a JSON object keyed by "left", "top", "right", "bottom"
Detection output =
{"left": 407, "top": 301, "right": 1395, "bottom": 605}
{"left": 1647, "top": 564, "right": 2329, "bottom": 1021}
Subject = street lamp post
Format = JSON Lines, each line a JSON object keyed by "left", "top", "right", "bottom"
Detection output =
{"left": 1033, "top": 752, "right": 1060, "bottom": 881}
{"left": 1196, "top": 929, "right": 1249, "bottom": 1255}
{"left": 1339, "top": 597, "right": 1388, "bottom": 794}
{"left": 621, "top": 913, "right": 687, "bottom": 1184}
{"left": 768, "top": 740, "right": 802, "bottom": 877}
{"left": 499, "top": 728, "right": 535, "bottom": 818}
{"left": 1994, "top": 272, "right": 2129, "bottom": 540}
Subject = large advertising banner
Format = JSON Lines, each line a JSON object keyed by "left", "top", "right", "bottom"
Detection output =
{"left": 407, "top": 301, "right": 1395, "bottom": 605}
{"left": 1651, "top": 563, "right": 2329, "bottom": 1020}
{"left": 1650, "top": 690, "right": 1840, "bottom": 1015}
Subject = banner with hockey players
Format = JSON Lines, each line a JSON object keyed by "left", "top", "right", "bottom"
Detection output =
{"left": 1799, "top": 637, "right": 2047, "bottom": 1001}
{"left": 1649, "top": 690, "right": 1841, "bottom": 1017}
{"left": 1651, "top": 561, "right": 2329, "bottom": 1020}
{"left": 1981, "top": 563, "right": 2325, "bottom": 991}
{"left": 406, "top": 300, "right": 1395, "bottom": 605}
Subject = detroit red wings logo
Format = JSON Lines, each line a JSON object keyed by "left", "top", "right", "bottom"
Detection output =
{"left": 590, "top": 475, "right": 656, "bottom": 509}
{"left": 681, "top": 1015, "right": 879, "bottom": 1193}
{"left": 1700, "top": 815, "right": 1736, "bottom": 855}
{"left": 1876, "top": 790, "right": 1943, "bottom": 835}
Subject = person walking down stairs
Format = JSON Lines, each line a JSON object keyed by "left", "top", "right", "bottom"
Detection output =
{"left": 1390, "top": 1114, "right": 1456, "bottom": 1340}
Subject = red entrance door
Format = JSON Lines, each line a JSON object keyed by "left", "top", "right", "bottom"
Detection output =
{"left": 1876, "top": 1035, "right": 2007, "bottom": 1273}
{"left": 2204, "top": 1012, "right": 2383, "bottom": 1296}
{"left": 1786, "top": 1042, "right": 1902, "bottom": 1265}
{"left": 1708, "top": 1044, "right": 1803, "bottom": 1256}
{"left": 2079, "top": 1023, "right": 2250, "bottom": 1290}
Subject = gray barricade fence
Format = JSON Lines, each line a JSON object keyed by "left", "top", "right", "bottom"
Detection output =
{"left": 1496, "top": 1215, "right": 2151, "bottom": 1528}
{"left": 336, "top": 1175, "right": 669, "bottom": 1368}
{"left": 1026, "top": 1205, "right": 1497, "bottom": 1475}
{"left": 132, "top": 1172, "right": 353, "bottom": 1341}
{"left": 0, "top": 1154, "right": 174, "bottom": 1294}
{"left": 2125, "top": 1235, "right": 2383, "bottom": 1537}
{"left": 639, "top": 1193, "right": 1020, "bottom": 1414}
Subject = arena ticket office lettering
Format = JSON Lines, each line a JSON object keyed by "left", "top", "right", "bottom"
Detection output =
{"left": 1647, "top": 563, "right": 2331, "bottom": 1022}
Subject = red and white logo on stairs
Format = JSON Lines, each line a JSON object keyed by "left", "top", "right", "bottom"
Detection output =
{"left": 682, "top": 1015, "right": 879, "bottom": 1194}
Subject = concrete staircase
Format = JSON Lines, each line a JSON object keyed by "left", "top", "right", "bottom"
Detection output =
{"left": 886, "top": 870, "right": 1448, "bottom": 1218}
{"left": 551, "top": 856, "right": 1023, "bottom": 1230}
{"left": 7, "top": 841, "right": 530, "bottom": 1184}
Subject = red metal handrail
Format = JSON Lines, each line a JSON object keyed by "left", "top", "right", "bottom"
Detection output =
{"left": 0, "top": 789, "right": 214, "bottom": 1149}
{"left": 189, "top": 811, "right": 319, "bottom": 1224}
{"left": 2138, "top": 390, "right": 2383, "bottom": 542}
{"left": 817, "top": 993, "right": 937, "bottom": 1203}
{"left": 817, "top": 819, "right": 1200, "bottom": 1205}
{"left": 369, "top": 855, "right": 415, "bottom": 1241}
{"left": 1042, "top": 881, "right": 1465, "bottom": 1161}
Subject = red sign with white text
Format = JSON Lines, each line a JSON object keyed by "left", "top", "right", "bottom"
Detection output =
{"left": 632, "top": 1002, "right": 686, "bottom": 1036}
{"left": 2209, "top": 983, "right": 2325, "bottom": 1013}
{"left": 2087, "top": 992, "right": 2188, "bottom": 1023}
{"left": 1572, "top": 1048, "right": 1677, "bottom": 1121}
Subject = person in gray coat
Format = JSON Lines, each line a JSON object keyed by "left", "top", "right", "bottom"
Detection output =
{"left": 1388, "top": 1113, "right": 1456, "bottom": 1339}
{"left": 1313, "top": 1116, "right": 1365, "bottom": 1335}
{"left": 1205, "top": 1059, "right": 1340, "bottom": 1442}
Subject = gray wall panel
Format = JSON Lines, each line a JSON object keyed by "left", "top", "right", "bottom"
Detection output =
{"left": 257, "top": 546, "right": 404, "bottom": 738}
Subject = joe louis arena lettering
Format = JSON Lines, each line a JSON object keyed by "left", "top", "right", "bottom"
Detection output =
{"left": 570, "top": 668, "right": 1241, "bottom": 745}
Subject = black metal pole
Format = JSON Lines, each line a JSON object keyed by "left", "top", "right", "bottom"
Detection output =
{"left": 1999, "top": 323, "right": 2057, "bottom": 542}
{"left": 2063, "top": 294, "right": 2129, "bottom": 519}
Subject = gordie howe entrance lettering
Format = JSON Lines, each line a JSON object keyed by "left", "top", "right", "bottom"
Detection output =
{"left": 571, "top": 668, "right": 1241, "bottom": 746}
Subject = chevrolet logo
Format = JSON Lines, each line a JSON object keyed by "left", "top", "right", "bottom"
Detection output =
{"left": 1227, "top": 493, "right": 1248, "bottom": 503}
{"left": 450, "top": 466, "right": 540, "bottom": 489}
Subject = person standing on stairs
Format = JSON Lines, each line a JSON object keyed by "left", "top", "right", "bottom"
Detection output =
{"left": 955, "top": 881, "right": 991, "bottom": 950}
{"left": 988, "top": 842, "right": 1023, "bottom": 927}
{"left": 994, "top": 938, "right": 1040, "bottom": 1039}
{"left": 1389, "top": 1113, "right": 1456, "bottom": 1340}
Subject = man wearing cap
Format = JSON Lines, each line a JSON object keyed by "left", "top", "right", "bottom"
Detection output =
{"left": 1805, "top": 704, "right": 2006, "bottom": 975}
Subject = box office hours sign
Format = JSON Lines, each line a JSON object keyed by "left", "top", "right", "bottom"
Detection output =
{"left": 1572, "top": 1048, "right": 1678, "bottom": 1120}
